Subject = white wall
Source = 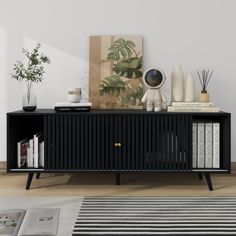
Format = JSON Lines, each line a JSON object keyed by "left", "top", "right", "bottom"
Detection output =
{"left": 0, "top": 0, "right": 235, "bottom": 161}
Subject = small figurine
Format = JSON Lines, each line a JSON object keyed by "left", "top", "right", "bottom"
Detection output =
{"left": 141, "top": 68, "right": 167, "bottom": 111}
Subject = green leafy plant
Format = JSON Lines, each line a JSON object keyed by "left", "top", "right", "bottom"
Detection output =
{"left": 12, "top": 43, "right": 50, "bottom": 83}
{"left": 11, "top": 43, "right": 50, "bottom": 104}
{"left": 100, "top": 75, "right": 126, "bottom": 96}
{"left": 107, "top": 38, "right": 137, "bottom": 61}
{"left": 121, "top": 87, "right": 144, "bottom": 106}
{"left": 113, "top": 57, "right": 142, "bottom": 78}
{"left": 100, "top": 38, "right": 143, "bottom": 107}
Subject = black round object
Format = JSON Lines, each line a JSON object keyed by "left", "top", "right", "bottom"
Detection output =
{"left": 144, "top": 69, "right": 163, "bottom": 87}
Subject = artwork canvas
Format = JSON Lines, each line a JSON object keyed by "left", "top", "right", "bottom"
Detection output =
{"left": 89, "top": 35, "right": 143, "bottom": 109}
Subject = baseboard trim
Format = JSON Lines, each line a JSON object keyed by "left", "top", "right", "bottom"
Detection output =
{"left": 1, "top": 161, "right": 236, "bottom": 171}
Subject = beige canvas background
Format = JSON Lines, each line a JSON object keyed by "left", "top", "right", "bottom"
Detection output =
{"left": 89, "top": 35, "right": 142, "bottom": 109}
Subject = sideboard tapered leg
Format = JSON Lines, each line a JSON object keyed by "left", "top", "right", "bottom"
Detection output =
{"left": 198, "top": 174, "right": 203, "bottom": 180}
{"left": 26, "top": 173, "right": 34, "bottom": 190}
{"left": 116, "top": 173, "right": 120, "bottom": 185}
{"left": 205, "top": 173, "right": 213, "bottom": 191}
{"left": 36, "top": 173, "right": 40, "bottom": 179}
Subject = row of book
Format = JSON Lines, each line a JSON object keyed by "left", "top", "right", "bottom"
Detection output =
{"left": 167, "top": 102, "right": 220, "bottom": 112}
{"left": 192, "top": 121, "right": 220, "bottom": 168}
{"left": 17, "top": 132, "right": 44, "bottom": 168}
{"left": 55, "top": 102, "right": 92, "bottom": 112}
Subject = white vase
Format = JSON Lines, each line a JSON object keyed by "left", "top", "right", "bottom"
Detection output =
{"left": 171, "top": 65, "right": 184, "bottom": 102}
{"left": 185, "top": 74, "right": 195, "bottom": 102}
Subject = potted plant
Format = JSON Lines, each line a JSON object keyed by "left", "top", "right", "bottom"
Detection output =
{"left": 11, "top": 43, "right": 50, "bottom": 111}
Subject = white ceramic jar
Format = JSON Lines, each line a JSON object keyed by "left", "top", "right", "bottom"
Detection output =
{"left": 68, "top": 88, "right": 81, "bottom": 103}
{"left": 185, "top": 74, "right": 195, "bottom": 102}
{"left": 171, "top": 65, "right": 184, "bottom": 102}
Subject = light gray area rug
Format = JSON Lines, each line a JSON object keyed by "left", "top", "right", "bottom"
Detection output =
{"left": 0, "top": 197, "right": 82, "bottom": 236}
{"left": 73, "top": 197, "right": 236, "bottom": 235}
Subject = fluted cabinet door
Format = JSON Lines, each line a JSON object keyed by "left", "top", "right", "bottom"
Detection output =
{"left": 44, "top": 114, "right": 192, "bottom": 171}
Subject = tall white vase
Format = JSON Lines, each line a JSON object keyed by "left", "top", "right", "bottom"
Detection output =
{"left": 185, "top": 75, "right": 195, "bottom": 102}
{"left": 171, "top": 65, "right": 184, "bottom": 102}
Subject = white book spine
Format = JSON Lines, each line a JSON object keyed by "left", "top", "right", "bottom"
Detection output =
{"left": 213, "top": 123, "right": 220, "bottom": 168}
{"left": 17, "top": 142, "right": 21, "bottom": 168}
{"left": 197, "top": 123, "right": 205, "bottom": 168}
{"left": 42, "top": 141, "right": 44, "bottom": 167}
{"left": 33, "top": 135, "right": 38, "bottom": 168}
{"left": 172, "top": 102, "right": 214, "bottom": 107}
{"left": 205, "top": 123, "right": 213, "bottom": 168}
{"left": 192, "top": 123, "right": 197, "bottom": 169}
{"left": 29, "top": 139, "right": 34, "bottom": 168}
{"left": 167, "top": 106, "right": 220, "bottom": 112}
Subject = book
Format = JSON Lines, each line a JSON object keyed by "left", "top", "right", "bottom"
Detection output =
{"left": 0, "top": 208, "right": 59, "bottom": 236}
{"left": 213, "top": 122, "right": 220, "bottom": 168}
{"left": 17, "top": 140, "right": 29, "bottom": 168}
{"left": 55, "top": 106, "right": 91, "bottom": 112}
{"left": 55, "top": 102, "right": 92, "bottom": 107}
{"left": 29, "top": 139, "right": 34, "bottom": 168}
{"left": 39, "top": 141, "right": 44, "bottom": 167}
{"left": 192, "top": 122, "right": 197, "bottom": 168}
{"left": 197, "top": 122, "right": 205, "bottom": 168}
{"left": 167, "top": 106, "right": 220, "bottom": 112}
{"left": 33, "top": 132, "right": 43, "bottom": 168}
{"left": 171, "top": 102, "right": 214, "bottom": 107}
{"left": 205, "top": 122, "right": 213, "bottom": 168}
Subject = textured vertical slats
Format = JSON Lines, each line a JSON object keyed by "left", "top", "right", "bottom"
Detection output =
{"left": 92, "top": 116, "right": 96, "bottom": 170}
{"left": 144, "top": 116, "right": 148, "bottom": 170}
{"left": 122, "top": 116, "right": 127, "bottom": 170}
{"left": 110, "top": 116, "right": 114, "bottom": 170}
{"left": 168, "top": 116, "right": 172, "bottom": 170}
{"left": 131, "top": 116, "right": 135, "bottom": 170}
{"left": 68, "top": 116, "right": 72, "bottom": 170}
{"left": 118, "top": 116, "right": 121, "bottom": 170}
{"left": 127, "top": 116, "right": 131, "bottom": 170}
{"left": 104, "top": 116, "right": 109, "bottom": 170}
{"left": 72, "top": 116, "right": 76, "bottom": 170}
{"left": 100, "top": 116, "right": 104, "bottom": 170}
{"left": 44, "top": 113, "right": 192, "bottom": 172}
{"left": 139, "top": 116, "right": 144, "bottom": 170}
{"left": 155, "top": 115, "right": 160, "bottom": 170}
{"left": 80, "top": 116, "right": 84, "bottom": 170}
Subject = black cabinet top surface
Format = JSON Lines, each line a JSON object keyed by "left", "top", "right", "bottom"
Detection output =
{"left": 7, "top": 109, "right": 230, "bottom": 116}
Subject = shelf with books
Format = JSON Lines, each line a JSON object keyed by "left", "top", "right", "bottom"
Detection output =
{"left": 7, "top": 114, "right": 45, "bottom": 171}
{"left": 191, "top": 113, "right": 231, "bottom": 171}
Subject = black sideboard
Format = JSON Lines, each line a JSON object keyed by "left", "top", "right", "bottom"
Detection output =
{"left": 7, "top": 109, "right": 231, "bottom": 190}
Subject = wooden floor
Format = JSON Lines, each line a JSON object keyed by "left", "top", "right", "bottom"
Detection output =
{"left": 1, "top": 171, "right": 236, "bottom": 197}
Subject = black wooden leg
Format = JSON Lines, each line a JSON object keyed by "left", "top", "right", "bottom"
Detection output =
{"left": 205, "top": 173, "right": 213, "bottom": 191}
{"left": 36, "top": 173, "right": 40, "bottom": 179}
{"left": 116, "top": 173, "right": 120, "bottom": 185}
{"left": 198, "top": 174, "right": 203, "bottom": 180}
{"left": 26, "top": 173, "right": 34, "bottom": 190}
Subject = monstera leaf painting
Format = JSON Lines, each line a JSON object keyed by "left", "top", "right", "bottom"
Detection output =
{"left": 89, "top": 35, "right": 143, "bottom": 109}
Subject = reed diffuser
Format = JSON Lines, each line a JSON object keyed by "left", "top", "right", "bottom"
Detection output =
{"left": 197, "top": 69, "right": 213, "bottom": 102}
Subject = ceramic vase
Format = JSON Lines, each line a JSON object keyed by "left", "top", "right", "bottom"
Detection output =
{"left": 171, "top": 65, "right": 184, "bottom": 102}
{"left": 185, "top": 75, "right": 195, "bottom": 102}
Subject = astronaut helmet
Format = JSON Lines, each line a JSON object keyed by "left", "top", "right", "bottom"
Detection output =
{"left": 143, "top": 68, "right": 166, "bottom": 89}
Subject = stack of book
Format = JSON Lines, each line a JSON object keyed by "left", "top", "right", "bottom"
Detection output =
{"left": 17, "top": 132, "right": 44, "bottom": 169}
{"left": 192, "top": 121, "right": 220, "bottom": 169}
{"left": 55, "top": 102, "right": 92, "bottom": 112}
{"left": 167, "top": 102, "right": 220, "bottom": 112}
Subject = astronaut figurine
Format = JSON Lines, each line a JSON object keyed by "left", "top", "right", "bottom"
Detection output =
{"left": 141, "top": 68, "right": 167, "bottom": 112}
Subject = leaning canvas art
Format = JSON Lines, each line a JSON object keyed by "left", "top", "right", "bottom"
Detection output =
{"left": 89, "top": 35, "right": 143, "bottom": 109}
